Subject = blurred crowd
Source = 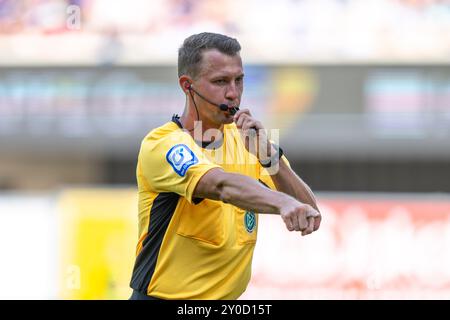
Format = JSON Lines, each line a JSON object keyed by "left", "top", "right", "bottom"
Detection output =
{"left": 0, "top": 0, "right": 449, "bottom": 61}
{"left": 0, "top": 0, "right": 448, "bottom": 34}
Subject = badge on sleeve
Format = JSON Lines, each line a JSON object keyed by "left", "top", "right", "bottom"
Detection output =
{"left": 166, "top": 144, "right": 199, "bottom": 177}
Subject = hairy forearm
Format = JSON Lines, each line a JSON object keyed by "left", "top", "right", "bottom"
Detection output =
{"left": 218, "top": 172, "right": 294, "bottom": 214}
{"left": 194, "top": 168, "right": 321, "bottom": 234}
{"left": 269, "top": 160, "right": 320, "bottom": 212}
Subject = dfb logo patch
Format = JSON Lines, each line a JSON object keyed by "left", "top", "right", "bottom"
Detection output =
{"left": 166, "top": 144, "right": 198, "bottom": 177}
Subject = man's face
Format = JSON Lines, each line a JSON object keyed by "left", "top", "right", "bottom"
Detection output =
{"left": 193, "top": 49, "right": 244, "bottom": 126}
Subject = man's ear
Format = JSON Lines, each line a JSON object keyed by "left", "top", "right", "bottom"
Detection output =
{"left": 179, "top": 75, "right": 192, "bottom": 93}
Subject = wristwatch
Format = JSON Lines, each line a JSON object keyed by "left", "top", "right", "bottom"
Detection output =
{"left": 259, "top": 144, "right": 284, "bottom": 168}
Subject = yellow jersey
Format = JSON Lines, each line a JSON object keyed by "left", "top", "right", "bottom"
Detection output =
{"left": 129, "top": 117, "right": 280, "bottom": 299}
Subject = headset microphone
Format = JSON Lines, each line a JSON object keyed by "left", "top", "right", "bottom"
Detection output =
{"left": 187, "top": 83, "right": 239, "bottom": 115}
{"left": 218, "top": 103, "right": 229, "bottom": 112}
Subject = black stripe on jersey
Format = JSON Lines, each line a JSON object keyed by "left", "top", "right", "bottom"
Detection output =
{"left": 192, "top": 197, "right": 204, "bottom": 205}
{"left": 258, "top": 179, "right": 270, "bottom": 189}
{"left": 129, "top": 192, "right": 179, "bottom": 293}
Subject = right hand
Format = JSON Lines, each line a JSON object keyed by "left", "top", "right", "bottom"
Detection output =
{"left": 280, "top": 200, "right": 321, "bottom": 236}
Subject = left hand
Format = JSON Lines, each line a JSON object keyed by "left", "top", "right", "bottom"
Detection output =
{"left": 233, "top": 109, "right": 273, "bottom": 161}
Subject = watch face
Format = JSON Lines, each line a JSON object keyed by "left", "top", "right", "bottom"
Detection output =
{"left": 259, "top": 144, "right": 283, "bottom": 168}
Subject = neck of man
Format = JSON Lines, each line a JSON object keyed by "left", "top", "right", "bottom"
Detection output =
{"left": 180, "top": 106, "right": 224, "bottom": 142}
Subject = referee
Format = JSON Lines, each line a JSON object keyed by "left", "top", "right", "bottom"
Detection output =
{"left": 129, "top": 32, "right": 321, "bottom": 300}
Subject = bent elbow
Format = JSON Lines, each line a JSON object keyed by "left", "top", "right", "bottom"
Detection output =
{"left": 195, "top": 169, "right": 232, "bottom": 202}
{"left": 194, "top": 169, "right": 239, "bottom": 203}
{"left": 218, "top": 184, "right": 232, "bottom": 204}
{"left": 214, "top": 173, "right": 233, "bottom": 203}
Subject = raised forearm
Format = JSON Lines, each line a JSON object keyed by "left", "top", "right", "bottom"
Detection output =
{"left": 195, "top": 169, "right": 294, "bottom": 214}
{"left": 194, "top": 168, "right": 321, "bottom": 234}
{"left": 218, "top": 171, "right": 321, "bottom": 234}
{"left": 218, "top": 172, "right": 293, "bottom": 214}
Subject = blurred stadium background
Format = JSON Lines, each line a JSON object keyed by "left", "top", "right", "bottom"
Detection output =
{"left": 0, "top": 0, "right": 450, "bottom": 299}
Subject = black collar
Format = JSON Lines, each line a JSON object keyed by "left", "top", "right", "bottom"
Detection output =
{"left": 171, "top": 114, "right": 183, "bottom": 129}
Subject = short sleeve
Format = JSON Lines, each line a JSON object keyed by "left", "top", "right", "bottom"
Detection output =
{"left": 138, "top": 131, "right": 222, "bottom": 203}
